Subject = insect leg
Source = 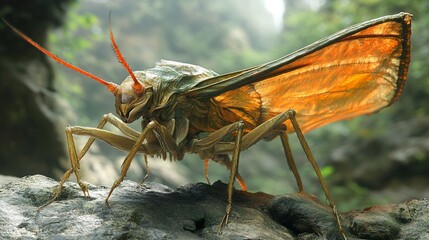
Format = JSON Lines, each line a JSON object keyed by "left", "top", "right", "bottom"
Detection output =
{"left": 204, "top": 159, "right": 211, "bottom": 185}
{"left": 40, "top": 124, "right": 160, "bottom": 210}
{"left": 41, "top": 114, "right": 144, "bottom": 208}
{"left": 219, "top": 120, "right": 244, "bottom": 232}
{"left": 57, "top": 115, "right": 113, "bottom": 203}
{"left": 78, "top": 113, "right": 140, "bottom": 162}
{"left": 280, "top": 132, "right": 304, "bottom": 191}
{"left": 288, "top": 110, "right": 347, "bottom": 239}
{"left": 140, "top": 155, "right": 150, "bottom": 185}
{"left": 190, "top": 122, "right": 247, "bottom": 188}
{"left": 191, "top": 121, "right": 241, "bottom": 152}
{"left": 105, "top": 120, "right": 157, "bottom": 205}
{"left": 208, "top": 110, "right": 345, "bottom": 238}
{"left": 65, "top": 126, "right": 90, "bottom": 199}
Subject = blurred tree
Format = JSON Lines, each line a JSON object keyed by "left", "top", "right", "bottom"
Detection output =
{"left": 0, "top": 0, "right": 75, "bottom": 177}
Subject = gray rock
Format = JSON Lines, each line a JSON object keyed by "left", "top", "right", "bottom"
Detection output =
{"left": 0, "top": 175, "right": 292, "bottom": 240}
{"left": 0, "top": 174, "right": 19, "bottom": 186}
{"left": 0, "top": 175, "right": 428, "bottom": 239}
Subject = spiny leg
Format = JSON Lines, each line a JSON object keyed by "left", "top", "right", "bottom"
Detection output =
{"left": 60, "top": 119, "right": 179, "bottom": 206}
{"left": 280, "top": 131, "right": 303, "bottom": 192}
{"left": 191, "top": 121, "right": 244, "bottom": 152}
{"left": 105, "top": 121, "right": 156, "bottom": 205}
{"left": 140, "top": 155, "right": 150, "bottom": 185}
{"left": 190, "top": 113, "right": 309, "bottom": 230}
{"left": 200, "top": 110, "right": 345, "bottom": 237}
{"left": 288, "top": 110, "right": 347, "bottom": 239}
{"left": 39, "top": 126, "right": 93, "bottom": 207}
{"left": 42, "top": 113, "right": 141, "bottom": 208}
{"left": 203, "top": 110, "right": 309, "bottom": 193}
{"left": 219, "top": 120, "right": 245, "bottom": 232}
{"left": 77, "top": 113, "right": 140, "bottom": 160}
{"left": 193, "top": 111, "right": 304, "bottom": 194}
{"left": 65, "top": 126, "right": 90, "bottom": 198}
{"left": 41, "top": 124, "right": 160, "bottom": 211}
{"left": 190, "top": 121, "right": 244, "bottom": 190}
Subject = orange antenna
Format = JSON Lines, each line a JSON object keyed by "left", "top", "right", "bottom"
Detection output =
{"left": 2, "top": 19, "right": 118, "bottom": 94}
{"left": 108, "top": 16, "right": 143, "bottom": 94}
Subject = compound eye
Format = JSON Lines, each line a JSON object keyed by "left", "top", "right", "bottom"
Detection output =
{"left": 119, "top": 93, "right": 135, "bottom": 104}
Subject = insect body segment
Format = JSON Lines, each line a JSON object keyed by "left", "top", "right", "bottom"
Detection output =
{"left": 5, "top": 12, "right": 412, "bottom": 239}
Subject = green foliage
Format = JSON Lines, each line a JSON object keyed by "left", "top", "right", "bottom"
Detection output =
{"left": 48, "top": 6, "right": 105, "bottom": 125}
{"left": 321, "top": 166, "right": 334, "bottom": 178}
{"left": 49, "top": 11, "right": 100, "bottom": 61}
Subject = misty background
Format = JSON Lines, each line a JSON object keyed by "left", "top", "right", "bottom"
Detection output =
{"left": 1, "top": 0, "right": 428, "bottom": 211}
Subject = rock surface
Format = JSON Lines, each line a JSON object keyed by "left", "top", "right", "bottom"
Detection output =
{"left": 0, "top": 175, "right": 428, "bottom": 239}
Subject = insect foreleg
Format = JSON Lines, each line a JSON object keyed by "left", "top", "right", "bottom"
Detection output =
{"left": 40, "top": 114, "right": 160, "bottom": 209}
{"left": 63, "top": 126, "right": 154, "bottom": 203}
{"left": 103, "top": 119, "right": 188, "bottom": 204}
{"left": 63, "top": 113, "right": 141, "bottom": 188}
{"left": 65, "top": 126, "right": 90, "bottom": 198}
{"left": 105, "top": 120, "right": 157, "bottom": 205}
{"left": 72, "top": 113, "right": 141, "bottom": 176}
{"left": 70, "top": 113, "right": 142, "bottom": 182}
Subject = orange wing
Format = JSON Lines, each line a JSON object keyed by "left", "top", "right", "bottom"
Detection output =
{"left": 198, "top": 13, "right": 411, "bottom": 133}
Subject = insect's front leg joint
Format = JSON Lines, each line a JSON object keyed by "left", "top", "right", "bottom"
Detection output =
{"left": 103, "top": 113, "right": 114, "bottom": 119}
{"left": 65, "top": 126, "right": 72, "bottom": 133}
{"left": 286, "top": 109, "right": 296, "bottom": 117}
{"left": 237, "top": 120, "right": 245, "bottom": 127}
{"left": 146, "top": 120, "right": 157, "bottom": 129}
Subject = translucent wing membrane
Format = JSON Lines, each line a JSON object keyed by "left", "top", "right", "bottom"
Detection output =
{"left": 191, "top": 13, "right": 412, "bottom": 133}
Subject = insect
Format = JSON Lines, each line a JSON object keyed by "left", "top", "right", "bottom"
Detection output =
{"left": 4, "top": 12, "right": 411, "bottom": 239}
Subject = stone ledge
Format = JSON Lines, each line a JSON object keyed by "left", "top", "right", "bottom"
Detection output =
{"left": 0, "top": 175, "right": 427, "bottom": 239}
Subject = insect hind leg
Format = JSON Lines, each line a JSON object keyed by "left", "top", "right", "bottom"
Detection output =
{"left": 206, "top": 109, "right": 346, "bottom": 238}
{"left": 287, "top": 110, "right": 347, "bottom": 239}
{"left": 280, "top": 131, "right": 303, "bottom": 192}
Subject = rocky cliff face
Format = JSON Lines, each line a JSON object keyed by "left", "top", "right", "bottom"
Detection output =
{"left": 0, "top": 175, "right": 428, "bottom": 239}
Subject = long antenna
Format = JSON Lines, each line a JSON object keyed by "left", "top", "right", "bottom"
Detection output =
{"left": 2, "top": 18, "right": 118, "bottom": 94}
{"left": 108, "top": 13, "right": 143, "bottom": 94}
